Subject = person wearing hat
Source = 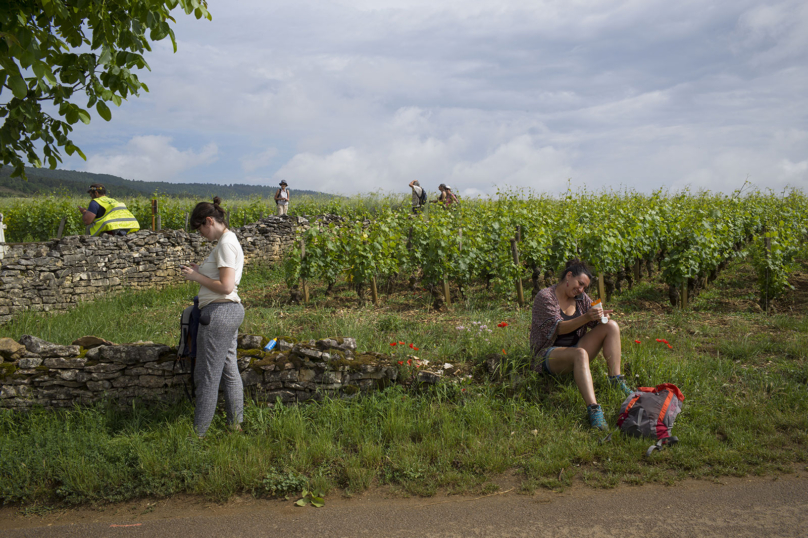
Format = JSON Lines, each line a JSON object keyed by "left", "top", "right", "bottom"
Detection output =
{"left": 78, "top": 184, "right": 140, "bottom": 236}
{"left": 274, "top": 180, "right": 290, "bottom": 216}
{"left": 443, "top": 185, "right": 459, "bottom": 208}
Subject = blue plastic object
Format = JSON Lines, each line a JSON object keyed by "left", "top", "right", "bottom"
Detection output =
{"left": 264, "top": 338, "right": 277, "bottom": 352}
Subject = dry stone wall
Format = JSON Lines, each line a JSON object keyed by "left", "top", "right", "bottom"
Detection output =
{"left": 0, "top": 216, "right": 308, "bottom": 324}
{"left": 0, "top": 334, "right": 414, "bottom": 411}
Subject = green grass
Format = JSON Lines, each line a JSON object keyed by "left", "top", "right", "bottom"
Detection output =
{"left": 1, "top": 258, "right": 807, "bottom": 506}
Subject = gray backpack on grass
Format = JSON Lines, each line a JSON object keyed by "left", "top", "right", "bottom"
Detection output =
{"left": 617, "top": 383, "right": 684, "bottom": 456}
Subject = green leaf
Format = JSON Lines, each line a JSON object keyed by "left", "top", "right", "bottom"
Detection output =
{"left": 77, "top": 109, "right": 91, "bottom": 125}
{"left": 96, "top": 101, "right": 112, "bottom": 121}
{"left": 294, "top": 498, "right": 310, "bottom": 507}
{"left": 8, "top": 75, "right": 28, "bottom": 99}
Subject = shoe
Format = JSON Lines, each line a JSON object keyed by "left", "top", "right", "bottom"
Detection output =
{"left": 608, "top": 375, "right": 632, "bottom": 396}
{"left": 587, "top": 404, "right": 608, "bottom": 431}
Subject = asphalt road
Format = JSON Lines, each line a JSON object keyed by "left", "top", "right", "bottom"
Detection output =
{"left": 2, "top": 473, "right": 806, "bottom": 537}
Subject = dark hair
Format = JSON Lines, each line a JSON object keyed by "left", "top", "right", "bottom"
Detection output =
{"left": 559, "top": 258, "right": 593, "bottom": 283}
{"left": 88, "top": 183, "right": 106, "bottom": 195}
{"left": 190, "top": 196, "right": 226, "bottom": 230}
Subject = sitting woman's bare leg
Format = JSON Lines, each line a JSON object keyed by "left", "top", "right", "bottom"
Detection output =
{"left": 547, "top": 347, "right": 596, "bottom": 406}
{"left": 578, "top": 320, "right": 622, "bottom": 376}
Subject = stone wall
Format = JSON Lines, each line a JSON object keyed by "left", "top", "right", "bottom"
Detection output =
{"left": 0, "top": 334, "right": 420, "bottom": 411}
{"left": 0, "top": 216, "right": 308, "bottom": 324}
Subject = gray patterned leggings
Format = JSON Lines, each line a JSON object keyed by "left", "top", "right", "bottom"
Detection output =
{"left": 194, "top": 301, "right": 245, "bottom": 436}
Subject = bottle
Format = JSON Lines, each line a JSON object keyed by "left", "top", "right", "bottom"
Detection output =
{"left": 264, "top": 338, "right": 278, "bottom": 352}
{"left": 591, "top": 300, "right": 608, "bottom": 324}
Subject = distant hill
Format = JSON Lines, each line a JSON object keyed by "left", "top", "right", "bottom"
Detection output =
{"left": 0, "top": 166, "right": 335, "bottom": 199}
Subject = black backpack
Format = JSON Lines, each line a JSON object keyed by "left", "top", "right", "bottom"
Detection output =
{"left": 418, "top": 187, "right": 427, "bottom": 206}
{"left": 174, "top": 296, "right": 201, "bottom": 400}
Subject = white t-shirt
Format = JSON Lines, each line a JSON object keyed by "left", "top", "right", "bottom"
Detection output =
{"left": 277, "top": 188, "right": 289, "bottom": 204}
{"left": 197, "top": 230, "right": 244, "bottom": 308}
{"left": 411, "top": 185, "right": 423, "bottom": 207}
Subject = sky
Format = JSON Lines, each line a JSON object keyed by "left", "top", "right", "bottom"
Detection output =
{"left": 58, "top": 0, "right": 808, "bottom": 196}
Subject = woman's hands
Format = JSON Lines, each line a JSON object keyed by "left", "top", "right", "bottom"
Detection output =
{"left": 585, "top": 305, "right": 614, "bottom": 323}
{"left": 180, "top": 263, "right": 200, "bottom": 282}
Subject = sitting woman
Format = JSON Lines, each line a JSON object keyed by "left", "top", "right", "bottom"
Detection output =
{"left": 529, "top": 258, "right": 631, "bottom": 430}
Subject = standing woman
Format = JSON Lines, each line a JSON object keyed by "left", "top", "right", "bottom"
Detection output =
{"left": 275, "top": 180, "right": 290, "bottom": 216}
{"left": 181, "top": 197, "right": 245, "bottom": 438}
{"left": 529, "top": 258, "right": 630, "bottom": 431}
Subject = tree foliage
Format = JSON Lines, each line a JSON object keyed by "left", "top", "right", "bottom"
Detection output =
{"left": 0, "top": 0, "right": 211, "bottom": 178}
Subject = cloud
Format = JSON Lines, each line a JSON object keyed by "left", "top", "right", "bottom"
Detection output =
{"left": 56, "top": 0, "right": 808, "bottom": 195}
{"left": 83, "top": 136, "right": 218, "bottom": 182}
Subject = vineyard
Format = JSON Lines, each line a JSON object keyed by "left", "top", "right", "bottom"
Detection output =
{"left": 283, "top": 188, "right": 808, "bottom": 310}
{"left": 1, "top": 188, "right": 806, "bottom": 309}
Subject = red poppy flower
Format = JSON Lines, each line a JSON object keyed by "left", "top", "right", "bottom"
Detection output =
{"left": 407, "top": 359, "right": 412, "bottom": 365}
{"left": 655, "top": 339, "right": 663, "bottom": 343}
{"left": 398, "top": 361, "right": 403, "bottom": 365}
{"left": 667, "top": 344, "right": 673, "bottom": 349}
{"left": 502, "top": 349, "right": 507, "bottom": 355}
{"left": 497, "top": 322, "right": 509, "bottom": 328}
{"left": 390, "top": 342, "right": 397, "bottom": 346}
{"left": 409, "top": 343, "right": 414, "bottom": 349}
{"left": 634, "top": 339, "right": 641, "bottom": 344}
{"left": 413, "top": 347, "right": 419, "bottom": 351}
{"left": 661, "top": 339, "right": 669, "bottom": 344}
{"left": 461, "top": 388, "right": 466, "bottom": 392}
{"left": 399, "top": 341, "right": 405, "bottom": 345}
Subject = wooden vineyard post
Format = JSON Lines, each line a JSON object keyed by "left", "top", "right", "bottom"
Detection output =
{"left": 597, "top": 272, "right": 606, "bottom": 303}
{"left": 56, "top": 217, "right": 66, "bottom": 239}
{"left": 680, "top": 278, "right": 688, "bottom": 309}
{"left": 370, "top": 276, "right": 380, "bottom": 306}
{"left": 511, "top": 238, "right": 525, "bottom": 307}
{"left": 634, "top": 259, "right": 641, "bottom": 283}
{"left": 764, "top": 236, "right": 772, "bottom": 315}
{"left": 516, "top": 225, "right": 522, "bottom": 242}
{"left": 184, "top": 213, "right": 189, "bottom": 232}
{"left": 85, "top": 225, "right": 91, "bottom": 236}
{"left": 155, "top": 215, "right": 162, "bottom": 231}
{"left": 442, "top": 278, "right": 451, "bottom": 308}
{"left": 259, "top": 210, "right": 264, "bottom": 221}
{"left": 300, "top": 239, "right": 309, "bottom": 303}
{"left": 151, "top": 199, "right": 158, "bottom": 231}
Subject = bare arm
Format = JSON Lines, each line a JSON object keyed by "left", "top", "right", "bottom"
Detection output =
{"left": 556, "top": 309, "right": 613, "bottom": 335}
{"left": 181, "top": 265, "right": 236, "bottom": 295}
{"left": 79, "top": 208, "right": 96, "bottom": 226}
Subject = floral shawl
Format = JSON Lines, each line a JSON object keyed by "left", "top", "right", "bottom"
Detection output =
{"left": 530, "top": 283, "right": 597, "bottom": 359}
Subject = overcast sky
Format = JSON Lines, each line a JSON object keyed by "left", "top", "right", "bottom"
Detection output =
{"left": 60, "top": 0, "right": 807, "bottom": 196}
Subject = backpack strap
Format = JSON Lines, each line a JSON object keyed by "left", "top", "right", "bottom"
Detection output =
{"left": 617, "top": 394, "right": 641, "bottom": 427}
{"left": 658, "top": 390, "right": 675, "bottom": 423}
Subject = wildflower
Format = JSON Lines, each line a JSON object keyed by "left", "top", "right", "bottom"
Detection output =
{"left": 398, "top": 361, "right": 403, "bottom": 365}
{"left": 456, "top": 326, "right": 466, "bottom": 331}
{"left": 409, "top": 343, "right": 414, "bottom": 349}
{"left": 655, "top": 339, "right": 663, "bottom": 343}
{"left": 461, "top": 388, "right": 466, "bottom": 392}
{"left": 399, "top": 341, "right": 405, "bottom": 345}
{"left": 661, "top": 339, "right": 669, "bottom": 344}
{"left": 502, "top": 349, "right": 507, "bottom": 355}
{"left": 634, "top": 339, "right": 641, "bottom": 344}
{"left": 472, "top": 321, "right": 480, "bottom": 325}
{"left": 390, "top": 342, "right": 397, "bottom": 346}
{"left": 413, "top": 346, "right": 419, "bottom": 351}
{"left": 480, "top": 324, "right": 488, "bottom": 330}
{"left": 667, "top": 344, "right": 673, "bottom": 349}
{"left": 497, "top": 322, "right": 508, "bottom": 328}
{"left": 407, "top": 359, "right": 412, "bottom": 365}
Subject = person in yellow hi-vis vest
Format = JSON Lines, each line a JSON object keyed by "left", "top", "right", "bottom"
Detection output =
{"left": 78, "top": 183, "right": 141, "bottom": 236}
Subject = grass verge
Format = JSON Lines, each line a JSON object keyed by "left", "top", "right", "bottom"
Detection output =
{"left": 1, "top": 258, "right": 807, "bottom": 506}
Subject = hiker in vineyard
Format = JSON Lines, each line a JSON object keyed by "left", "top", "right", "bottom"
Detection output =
{"left": 274, "top": 180, "right": 290, "bottom": 216}
{"left": 78, "top": 183, "right": 140, "bottom": 236}
{"left": 529, "top": 258, "right": 631, "bottom": 431}
{"left": 443, "top": 185, "right": 459, "bottom": 208}
{"left": 408, "top": 180, "right": 426, "bottom": 213}
{"left": 180, "top": 197, "right": 245, "bottom": 439}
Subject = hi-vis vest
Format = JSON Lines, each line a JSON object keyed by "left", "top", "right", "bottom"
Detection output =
{"left": 89, "top": 196, "right": 140, "bottom": 236}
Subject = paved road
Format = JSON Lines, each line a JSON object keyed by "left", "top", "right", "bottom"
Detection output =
{"left": 2, "top": 474, "right": 806, "bottom": 537}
